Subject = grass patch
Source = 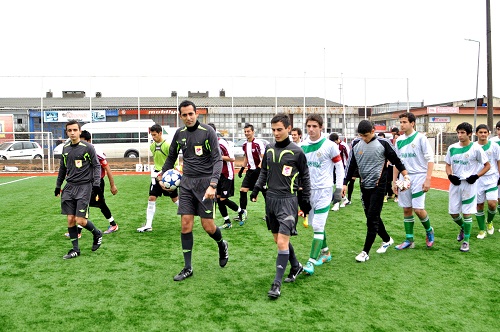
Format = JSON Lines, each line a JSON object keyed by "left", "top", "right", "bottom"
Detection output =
{"left": 0, "top": 175, "right": 499, "bottom": 331}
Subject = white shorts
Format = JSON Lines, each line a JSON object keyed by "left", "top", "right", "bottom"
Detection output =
{"left": 477, "top": 174, "right": 498, "bottom": 204}
{"left": 309, "top": 187, "right": 333, "bottom": 232}
{"left": 448, "top": 181, "right": 477, "bottom": 215}
{"left": 397, "top": 173, "right": 426, "bottom": 209}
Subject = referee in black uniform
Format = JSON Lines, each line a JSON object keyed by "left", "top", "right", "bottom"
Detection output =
{"left": 55, "top": 120, "right": 103, "bottom": 259}
{"left": 251, "top": 113, "right": 311, "bottom": 299}
{"left": 160, "top": 100, "right": 228, "bottom": 281}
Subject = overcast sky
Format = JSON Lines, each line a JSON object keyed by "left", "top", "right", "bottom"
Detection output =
{"left": 0, "top": 0, "right": 497, "bottom": 106}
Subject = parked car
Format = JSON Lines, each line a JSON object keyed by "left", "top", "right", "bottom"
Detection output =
{"left": 0, "top": 141, "right": 43, "bottom": 160}
{"left": 53, "top": 141, "right": 66, "bottom": 159}
{"left": 232, "top": 138, "right": 271, "bottom": 157}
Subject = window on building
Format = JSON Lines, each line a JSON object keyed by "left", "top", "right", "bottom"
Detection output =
{"left": 17, "top": 118, "right": 23, "bottom": 124}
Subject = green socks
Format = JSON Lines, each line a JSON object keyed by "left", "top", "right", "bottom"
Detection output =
{"left": 404, "top": 216, "right": 415, "bottom": 241}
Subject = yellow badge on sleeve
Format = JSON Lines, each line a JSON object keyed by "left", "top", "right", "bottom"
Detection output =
{"left": 75, "top": 160, "right": 83, "bottom": 168}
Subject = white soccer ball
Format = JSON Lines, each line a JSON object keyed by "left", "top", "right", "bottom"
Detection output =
{"left": 162, "top": 169, "right": 182, "bottom": 190}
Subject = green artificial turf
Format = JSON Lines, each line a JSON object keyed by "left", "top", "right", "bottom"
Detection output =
{"left": 0, "top": 175, "right": 498, "bottom": 331}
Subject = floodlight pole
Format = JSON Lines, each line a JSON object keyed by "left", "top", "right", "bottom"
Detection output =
{"left": 465, "top": 38, "right": 480, "bottom": 135}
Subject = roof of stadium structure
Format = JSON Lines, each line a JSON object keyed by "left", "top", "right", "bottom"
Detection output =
{"left": 0, "top": 96, "right": 342, "bottom": 109}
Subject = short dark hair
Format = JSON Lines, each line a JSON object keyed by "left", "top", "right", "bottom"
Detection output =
{"left": 207, "top": 123, "right": 216, "bottom": 131}
{"left": 306, "top": 114, "right": 323, "bottom": 127}
{"left": 391, "top": 127, "right": 399, "bottom": 134}
{"left": 357, "top": 120, "right": 373, "bottom": 134}
{"left": 456, "top": 122, "right": 473, "bottom": 135}
{"left": 244, "top": 123, "right": 254, "bottom": 132}
{"left": 329, "top": 133, "right": 339, "bottom": 142}
{"left": 377, "top": 132, "right": 386, "bottom": 138}
{"left": 178, "top": 100, "right": 196, "bottom": 113}
{"left": 495, "top": 120, "right": 500, "bottom": 129}
{"left": 80, "top": 130, "right": 91, "bottom": 141}
{"left": 291, "top": 127, "right": 302, "bottom": 136}
{"left": 399, "top": 112, "right": 416, "bottom": 124}
{"left": 476, "top": 124, "right": 490, "bottom": 133}
{"left": 65, "top": 120, "right": 80, "bottom": 130}
{"left": 271, "top": 113, "right": 291, "bottom": 128}
{"left": 150, "top": 124, "right": 162, "bottom": 134}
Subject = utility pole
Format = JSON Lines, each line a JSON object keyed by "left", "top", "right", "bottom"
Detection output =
{"left": 486, "top": 0, "right": 493, "bottom": 130}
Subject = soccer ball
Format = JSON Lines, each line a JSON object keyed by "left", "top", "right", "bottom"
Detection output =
{"left": 162, "top": 169, "right": 182, "bottom": 190}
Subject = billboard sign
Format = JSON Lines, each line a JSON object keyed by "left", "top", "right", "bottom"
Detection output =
{"left": 429, "top": 116, "right": 451, "bottom": 123}
{"left": 427, "top": 107, "right": 459, "bottom": 114}
{"left": 43, "top": 110, "right": 92, "bottom": 122}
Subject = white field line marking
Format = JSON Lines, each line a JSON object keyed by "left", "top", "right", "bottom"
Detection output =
{"left": 0, "top": 176, "right": 37, "bottom": 186}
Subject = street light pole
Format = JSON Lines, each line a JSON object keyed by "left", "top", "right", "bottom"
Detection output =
{"left": 465, "top": 38, "right": 480, "bottom": 137}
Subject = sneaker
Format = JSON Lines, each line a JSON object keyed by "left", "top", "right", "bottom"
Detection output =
{"left": 219, "top": 240, "right": 229, "bottom": 267}
{"left": 344, "top": 200, "right": 352, "bottom": 206}
{"left": 426, "top": 228, "right": 435, "bottom": 247}
{"left": 383, "top": 196, "right": 388, "bottom": 203}
{"left": 355, "top": 251, "right": 369, "bottom": 262}
{"left": 456, "top": 229, "right": 465, "bottom": 242}
{"left": 267, "top": 282, "right": 281, "bottom": 299}
{"left": 395, "top": 240, "right": 415, "bottom": 250}
{"left": 238, "top": 210, "right": 247, "bottom": 226}
{"left": 137, "top": 225, "right": 153, "bottom": 232}
{"left": 394, "top": 197, "right": 399, "bottom": 203}
{"left": 376, "top": 237, "right": 394, "bottom": 253}
{"left": 173, "top": 267, "right": 193, "bottom": 281}
{"left": 477, "top": 231, "right": 487, "bottom": 239}
{"left": 63, "top": 249, "right": 80, "bottom": 260}
{"left": 340, "top": 198, "right": 346, "bottom": 208}
{"left": 302, "top": 216, "right": 309, "bottom": 228}
{"left": 92, "top": 230, "right": 103, "bottom": 251}
{"left": 284, "top": 262, "right": 303, "bottom": 283}
{"left": 314, "top": 251, "right": 332, "bottom": 266}
{"left": 460, "top": 241, "right": 470, "bottom": 252}
{"left": 64, "top": 232, "right": 82, "bottom": 239}
{"left": 331, "top": 202, "right": 340, "bottom": 211}
{"left": 104, "top": 224, "right": 119, "bottom": 234}
{"left": 219, "top": 222, "right": 232, "bottom": 230}
{"left": 486, "top": 223, "right": 494, "bottom": 235}
{"left": 303, "top": 261, "right": 315, "bottom": 275}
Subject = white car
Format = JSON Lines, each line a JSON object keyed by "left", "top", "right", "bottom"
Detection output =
{"left": 232, "top": 138, "right": 270, "bottom": 157}
{"left": 0, "top": 141, "right": 44, "bottom": 160}
{"left": 53, "top": 142, "right": 65, "bottom": 159}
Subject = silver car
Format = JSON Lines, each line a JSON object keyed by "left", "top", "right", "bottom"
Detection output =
{"left": 0, "top": 141, "right": 43, "bottom": 160}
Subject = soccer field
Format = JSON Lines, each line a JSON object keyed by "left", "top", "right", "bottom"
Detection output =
{"left": 0, "top": 175, "right": 498, "bottom": 331}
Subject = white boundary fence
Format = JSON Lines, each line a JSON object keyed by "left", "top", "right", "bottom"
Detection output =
{"left": 0, "top": 131, "right": 55, "bottom": 173}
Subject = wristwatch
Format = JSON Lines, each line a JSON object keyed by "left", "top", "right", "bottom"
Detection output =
{"left": 209, "top": 183, "right": 217, "bottom": 189}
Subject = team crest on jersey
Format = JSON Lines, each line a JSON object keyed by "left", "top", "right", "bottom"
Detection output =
{"left": 75, "top": 160, "right": 82, "bottom": 168}
{"left": 464, "top": 153, "right": 469, "bottom": 159}
{"left": 282, "top": 165, "right": 292, "bottom": 176}
{"left": 195, "top": 146, "right": 203, "bottom": 156}
{"left": 411, "top": 144, "right": 416, "bottom": 148}
{"left": 316, "top": 152, "right": 322, "bottom": 158}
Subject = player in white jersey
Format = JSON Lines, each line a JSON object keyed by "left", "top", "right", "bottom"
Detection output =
{"left": 301, "top": 114, "right": 344, "bottom": 276}
{"left": 489, "top": 120, "right": 500, "bottom": 229}
{"left": 392, "top": 113, "right": 435, "bottom": 250}
{"left": 445, "top": 122, "right": 490, "bottom": 252}
{"left": 474, "top": 124, "right": 500, "bottom": 238}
